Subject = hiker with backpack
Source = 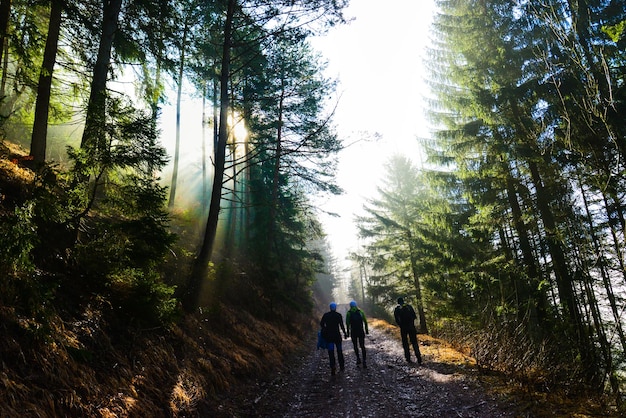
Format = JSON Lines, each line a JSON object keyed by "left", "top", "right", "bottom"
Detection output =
{"left": 346, "top": 300, "right": 369, "bottom": 368}
{"left": 320, "top": 302, "right": 348, "bottom": 375}
{"left": 394, "top": 297, "right": 422, "bottom": 364}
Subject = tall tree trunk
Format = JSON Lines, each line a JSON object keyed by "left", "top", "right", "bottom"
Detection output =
{"left": 0, "top": 36, "right": 9, "bottom": 105}
{"left": 579, "top": 270, "right": 620, "bottom": 399}
{"left": 602, "top": 181, "right": 626, "bottom": 286}
{"left": 503, "top": 165, "right": 547, "bottom": 329}
{"left": 0, "top": 0, "right": 11, "bottom": 74}
{"left": 201, "top": 80, "right": 207, "bottom": 213}
{"left": 150, "top": 59, "right": 162, "bottom": 121}
{"left": 224, "top": 107, "right": 237, "bottom": 257}
{"left": 184, "top": 0, "right": 235, "bottom": 312}
{"left": 241, "top": 78, "right": 252, "bottom": 246}
{"left": 508, "top": 97, "right": 588, "bottom": 354}
{"left": 407, "top": 229, "right": 428, "bottom": 334}
{"left": 359, "top": 262, "right": 366, "bottom": 304}
{"left": 581, "top": 183, "right": 626, "bottom": 355}
{"left": 168, "top": 19, "right": 189, "bottom": 209}
{"left": 213, "top": 76, "right": 219, "bottom": 152}
{"left": 268, "top": 85, "right": 285, "bottom": 246}
{"left": 527, "top": 160, "right": 597, "bottom": 373}
{"left": 30, "top": 0, "right": 62, "bottom": 164}
{"left": 80, "top": 0, "right": 122, "bottom": 150}
{"left": 527, "top": 163, "right": 575, "bottom": 319}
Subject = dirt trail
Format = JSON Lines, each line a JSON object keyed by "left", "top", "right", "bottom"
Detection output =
{"left": 210, "top": 322, "right": 516, "bottom": 417}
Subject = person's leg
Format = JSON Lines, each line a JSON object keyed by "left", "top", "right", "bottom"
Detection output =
{"left": 327, "top": 342, "right": 336, "bottom": 374}
{"left": 409, "top": 330, "right": 422, "bottom": 363}
{"left": 351, "top": 335, "right": 361, "bottom": 364}
{"left": 336, "top": 340, "right": 345, "bottom": 371}
{"left": 359, "top": 335, "right": 366, "bottom": 367}
{"left": 400, "top": 329, "right": 411, "bottom": 362}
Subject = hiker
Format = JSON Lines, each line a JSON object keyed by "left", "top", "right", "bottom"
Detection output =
{"left": 394, "top": 297, "right": 422, "bottom": 364}
{"left": 346, "top": 300, "right": 369, "bottom": 368}
{"left": 320, "top": 302, "right": 347, "bottom": 375}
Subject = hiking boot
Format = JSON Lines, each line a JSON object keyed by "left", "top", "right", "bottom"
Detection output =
{"left": 363, "top": 362, "right": 367, "bottom": 369}
{"left": 340, "top": 365, "right": 345, "bottom": 372}
{"left": 331, "top": 367, "right": 336, "bottom": 376}
{"left": 356, "top": 358, "right": 361, "bottom": 365}
{"left": 407, "top": 358, "right": 413, "bottom": 363}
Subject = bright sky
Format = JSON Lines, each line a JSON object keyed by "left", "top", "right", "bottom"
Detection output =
{"left": 311, "top": 0, "right": 436, "bottom": 270}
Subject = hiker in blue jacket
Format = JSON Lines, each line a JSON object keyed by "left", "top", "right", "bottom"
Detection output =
{"left": 346, "top": 300, "right": 369, "bottom": 368}
{"left": 320, "top": 302, "right": 347, "bottom": 375}
{"left": 394, "top": 297, "right": 422, "bottom": 364}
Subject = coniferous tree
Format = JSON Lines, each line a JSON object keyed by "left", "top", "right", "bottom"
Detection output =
{"left": 357, "top": 155, "right": 430, "bottom": 333}
{"left": 186, "top": 0, "right": 347, "bottom": 311}
{"left": 30, "top": 0, "right": 62, "bottom": 164}
{"left": 424, "top": 0, "right": 626, "bottom": 396}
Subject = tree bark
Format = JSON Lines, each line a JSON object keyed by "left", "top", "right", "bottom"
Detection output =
{"left": 503, "top": 166, "right": 547, "bottom": 328}
{"left": 167, "top": 18, "right": 189, "bottom": 209}
{"left": 30, "top": 0, "right": 63, "bottom": 164}
{"left": 184, "top": 0, "right": 235, "bottom": 312}
{"left": 201, "top": 80, "right": 207, "bottom": 212}
{"left": 0, "top": 0, "right": 10, "bottom": 72}
{"left": 268, "top": 83, "right": 285, "bottom": 246}
{"left": 407, "top": 229, "right": 428, "bottom": 334}
{"left": 80, "top": 0, "right": 122, "bottom": 149}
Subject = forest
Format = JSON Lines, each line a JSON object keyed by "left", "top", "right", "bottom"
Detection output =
{"left": 0, "top": 0, "right": 625, "bottom": 415}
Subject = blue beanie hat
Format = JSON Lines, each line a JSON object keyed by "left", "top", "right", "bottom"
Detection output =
{"left": 350, "top": 300, "right": 357, "bottom": 308}
{"left": 330, "top": 302, "right": 337, "bottom": 311}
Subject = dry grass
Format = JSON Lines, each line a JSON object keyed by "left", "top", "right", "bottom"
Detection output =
{"left": 370, "top": 318, "right": 617, "bottom": 417}
{"left": 0, "top": 140, "right": 34, "bottom": 214}
{"left": 0, "top": 298, "right": 309, "bottom": 417}
{"left": 371, "top": 318, "right": 475, "bottom": 367}
{"left": 0, "top": 306, "right": 617, "bottom": 417}
{"left": 0, "top": 139, "right": 309, "bottom": 416}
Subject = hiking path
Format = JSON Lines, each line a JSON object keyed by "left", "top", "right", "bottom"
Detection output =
{"left": 210, "top": 319, "right": 517, "bottom": 417}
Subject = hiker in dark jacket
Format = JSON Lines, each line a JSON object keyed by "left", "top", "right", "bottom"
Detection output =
{"left": 320, "top": 302, "right": 347, "bottom": 375}
{"left": 394, "top": 297, "right": 422, "bottom": 364}
{"left": 346, "top": 300, "right": 369, "bottom": 368}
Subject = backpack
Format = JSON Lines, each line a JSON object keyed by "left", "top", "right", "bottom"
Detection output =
{"left": 317, "top": 329, "right": 328, "bottom": 350}
{"left": 398, "top": 304, "right": 415, "bottom": 327}
{"left": 350, "top": 309, "right": 363, "bottom": 328}
{"left": 348, "top": 309, "right": 364, "bottom": 331}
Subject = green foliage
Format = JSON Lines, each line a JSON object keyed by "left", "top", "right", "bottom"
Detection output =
{"left": 602, "top": 21, "right": 626, "bottom": 42}
{"left": 0, "top": 202, "right": 37, "bottom": 274}
{"left": 356, "top": 156, "right": 435, "bottom": 307}
{"left": 64, "top": 97, "right": 177, "bottom": 324}
{"left": 422, "top": 0, "right": 626, "bottom": 399}
{"left": 107, "top": 268, "right": 178, "bottom": 324}
{"left": 0, "top": 193, "right": 61, "bottom": 336}
{"left": 0, "top": 96, "right": 177, "bottom": 325}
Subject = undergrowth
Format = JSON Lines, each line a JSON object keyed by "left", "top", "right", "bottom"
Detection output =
{"left": 429, "top": 318, "right": 619, "bottom": 417}
{"left": 0, "top": 140, "right": 314, "bottom": 416}
{"left": 0, "top": 297, "right": 311, "bottom": 416}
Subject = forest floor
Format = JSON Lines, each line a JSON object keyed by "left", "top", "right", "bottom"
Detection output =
{"left": 203, "top": 319, "right": 614, "bottom": 417}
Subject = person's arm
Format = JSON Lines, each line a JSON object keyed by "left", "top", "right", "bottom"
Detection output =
{"left": 345, "top": 312, "right": 351, "bottom": 334}
{"left": 340, "top": 315, "right": 347, "bottom": 337}
{"left": 361, "top": 310, "right": 369, "bottom": 334}
{"left": 394, "top": 307, "right": 401, "bottom": 326}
